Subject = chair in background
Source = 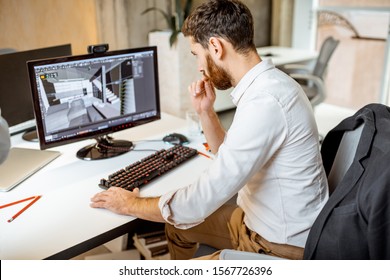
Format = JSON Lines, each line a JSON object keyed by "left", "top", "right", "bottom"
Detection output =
{"left": 282, "top": 36, "right": 340, "bottom": 108}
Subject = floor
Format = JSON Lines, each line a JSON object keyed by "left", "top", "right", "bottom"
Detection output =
{"left": 72, "top": 102, "right": 356, "bottom": 260}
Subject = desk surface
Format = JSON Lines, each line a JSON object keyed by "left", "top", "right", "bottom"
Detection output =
{"left": 256, "top": 46, "right": 318, "bottom": 66}
{"left": 0, "top": 113, "right": 213, "bottom": 259}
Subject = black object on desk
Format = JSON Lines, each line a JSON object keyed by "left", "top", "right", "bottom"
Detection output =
{"left": 262, "top": 52, "right": 275, "bottom": 57}
{"left": 99, "top": 145, "right": 198, "bottom": 191}
{"left": 162, "top": 133, "right": 189, "bottom": 145}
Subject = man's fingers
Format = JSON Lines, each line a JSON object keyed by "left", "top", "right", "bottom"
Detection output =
{"left": 204, "top": 80, "right": 216, "bottom": 99}
{"left": 90, "top": 200, "right": 105, "bottom": 208}
{"left": 195, "top": 79, "right": 205, "bottom": 94}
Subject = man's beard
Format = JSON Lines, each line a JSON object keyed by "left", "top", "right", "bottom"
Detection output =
{"left": 204, "top": 54, "right": 233, "bottom": 90}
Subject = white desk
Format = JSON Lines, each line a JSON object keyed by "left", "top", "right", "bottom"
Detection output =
{"left": 214, "top": 46, "right": 318, "bottom": 112}
{"left": 256, "top": 46, "right": 318, "bottom": 66}
{"left": 0, "top": 113, "right": 213, "bottom": 259}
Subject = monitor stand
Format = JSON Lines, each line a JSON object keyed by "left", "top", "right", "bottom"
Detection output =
{"left": 76, "top": 135, "right": 134, "bottom": 160}
{"left": 22, "top": 128, "right": 38, "bottom": 142}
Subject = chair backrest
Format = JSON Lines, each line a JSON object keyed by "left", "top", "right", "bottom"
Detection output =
{"left": 312, "top": 36, "right": 340, "bottom": 78}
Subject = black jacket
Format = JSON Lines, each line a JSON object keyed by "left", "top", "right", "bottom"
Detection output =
{"left": 304, "top": 103, "right": 390, "bottom": 259}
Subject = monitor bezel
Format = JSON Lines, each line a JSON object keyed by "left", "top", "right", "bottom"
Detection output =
{"left": 27, "top": 46, "right": 161, "bottom": 150}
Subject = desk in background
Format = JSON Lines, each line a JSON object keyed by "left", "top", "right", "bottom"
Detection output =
{"left": 0, "top": 113, "right": 213, "bottom": 259}
{"left": 257, "top": 46, "right": 318, "bottom": 66}
{"left": 214, "top": 46, "right": 318, "bottom": 112}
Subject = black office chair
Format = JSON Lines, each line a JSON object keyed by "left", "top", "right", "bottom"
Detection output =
{"left": 282, "top": 36, "right": 340, "bottom": 108}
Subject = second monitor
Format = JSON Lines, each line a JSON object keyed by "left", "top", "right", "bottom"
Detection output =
{"left": 27, "top": 46, "right": 161, "bottom": 160}
{"left": 0, "top": 44, "right": 72, "bottom": 140}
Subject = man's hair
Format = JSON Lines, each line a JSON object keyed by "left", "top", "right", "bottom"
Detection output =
{"left": 182, "top": 0, "right": 256, "bottom": 54}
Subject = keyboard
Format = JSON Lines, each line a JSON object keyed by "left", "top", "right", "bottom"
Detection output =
{"left": 99, "top": 145, "right": 198, "bottom": 191}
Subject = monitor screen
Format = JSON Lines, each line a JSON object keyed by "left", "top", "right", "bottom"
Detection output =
{"left": 0, "top": 44, "right": 72, "bottom": 137}
{"left": 27, "top": 46, "right": 160, "bottom": 160}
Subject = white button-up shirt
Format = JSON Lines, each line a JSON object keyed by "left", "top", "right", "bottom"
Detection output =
{"left": 159, "top": 60, "right": 328, "bottom": 247}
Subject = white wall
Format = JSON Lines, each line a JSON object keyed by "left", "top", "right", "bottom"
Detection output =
{"left": 291, "top": 0, "right": 317, "bottom": 50}
{"left": 382, "top": 24, "right": 390, "bottom": 105}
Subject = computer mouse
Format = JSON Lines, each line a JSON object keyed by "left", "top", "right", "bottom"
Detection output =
{"left": 162, "top": 133, "right": 189, "bottom": 145}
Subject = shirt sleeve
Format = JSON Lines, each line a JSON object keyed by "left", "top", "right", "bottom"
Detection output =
{"left": 158, "top": 93, "right": 288, "bottom": 228}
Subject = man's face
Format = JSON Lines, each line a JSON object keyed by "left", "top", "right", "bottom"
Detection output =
{"left": 204, "top": 53, "right": 232, "bottom": 90}
{"left": 190, "top": 39, "right": 232, "bottom": 90}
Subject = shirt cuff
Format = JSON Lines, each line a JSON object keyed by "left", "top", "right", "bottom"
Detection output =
{"left": 158, "top": 189, "right": 203, "bottom": 229}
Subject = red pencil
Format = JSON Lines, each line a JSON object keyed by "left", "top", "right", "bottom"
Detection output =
{"left": 7, "top": 195, "right": 42, "bottom": 223}
{"left": 198, "top": 151, "right": 212, "bottom": 159}
{"left": 0, "top": 196, "right": 37, "bottom": 209}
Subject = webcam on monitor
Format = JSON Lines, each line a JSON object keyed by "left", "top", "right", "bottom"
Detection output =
{"left": 87, "top": 44, "right": 109, "bottom": 54}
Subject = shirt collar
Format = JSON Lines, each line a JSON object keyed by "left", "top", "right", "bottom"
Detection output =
{"left": 230, "top": 59, "right": 275, "bottom": 105}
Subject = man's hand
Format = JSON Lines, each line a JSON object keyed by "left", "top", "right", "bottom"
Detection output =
{"left": 189, "top": 78, "right": 216, "bottom": 115}
{"left": 90, "top": 187, "right": 139, "bottom": 215}
{"left": 187, "top": 78, "right": 225, "bottom": 154}
{"left": 90, "top": 187, "right": 165, "bottom": 222}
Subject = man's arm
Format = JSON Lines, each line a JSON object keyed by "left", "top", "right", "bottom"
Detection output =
{"left": 189, "top": 79, "right": 225, "bottom": 154}
{"left": 199, "top": 110, "right": 225, "bottom": 154}
{"left": 90, "top": 187, "right": 165, "bottom": 223}
{"left": 91, "top": 81, "right": 226, "bottom": 221}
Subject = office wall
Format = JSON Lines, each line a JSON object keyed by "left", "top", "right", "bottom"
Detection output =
{"left": 318, "top": 27, "right": 386, "bottom": 109}
{"left": 0, "top": 0, "right": 271, "bottom": 55}
{"left": 316, "top": 0, "right": 389, "bottom": 110}
{"left": 0, "top": 0, "right": 99, "bottom": 55}
{"left": 95, "top": 0, "right": 271, "bottom": 50}
{"left": 319, "top": 0, "right": 390, "bottom": 6}
{"left": 271, "top": 0, "right": 294, "bottom": 47}
{"left": 94, "top": 0, "right": 166, "bottom": 51}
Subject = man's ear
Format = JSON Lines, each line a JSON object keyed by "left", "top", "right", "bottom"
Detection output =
{"left": 208, "top": 37, "right": 224, "bottom": 60}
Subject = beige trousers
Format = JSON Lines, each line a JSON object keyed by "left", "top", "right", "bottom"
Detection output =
{"left": 165, "top": 204, "right": 304, "bottom": 260}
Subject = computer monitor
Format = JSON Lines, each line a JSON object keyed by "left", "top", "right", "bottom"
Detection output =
{"left": 27, "top": 46, "right": 161, "bottom": 160}
{"left": 0, "top": 44, "right": 72, "bottom": 140}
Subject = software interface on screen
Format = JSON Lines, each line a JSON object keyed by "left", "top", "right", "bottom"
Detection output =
{"left": 30, "top": 49, "right": 159, "bottom": 148}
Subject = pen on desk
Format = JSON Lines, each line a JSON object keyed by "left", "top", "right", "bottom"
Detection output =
{"left": 198, "top": 151, "right": 212, "bottom": 159}
{"left": 7, "top": 195, "right": 41, "bottom": 223}
{"left": 0, "top": 196, "right": 37, "bottom": 209}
